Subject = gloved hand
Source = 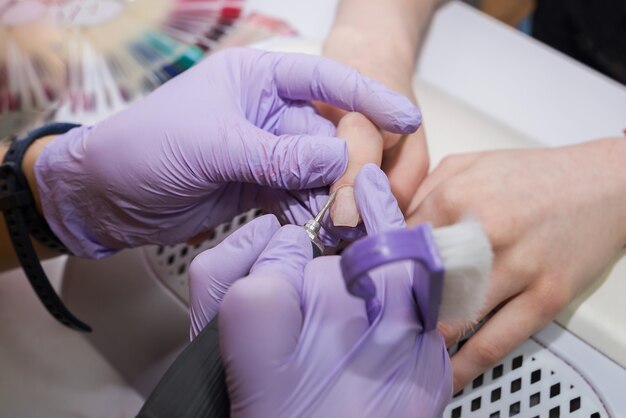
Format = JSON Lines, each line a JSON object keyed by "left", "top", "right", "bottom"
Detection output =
{"left": 35, "top": 47, "right": 421, "bottom": 258}
{"left": 188, "top": 164, "right": 452, "bottom": 418}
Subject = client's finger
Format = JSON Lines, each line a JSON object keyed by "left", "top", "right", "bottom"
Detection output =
{"left": 407, "top": 152, "right": 481, "bottom": 215}
{"left": 382, "top": 128, "right": 429, "bottom": 213}
{"left": 438, "top": 257, "right": 526, "bottom": 347}
{"left": 330, "top": 113, "right": 384, "bottom": 228}
{"left": 188, "top": 214, "right": 280, "bottom": 338}
{"left": 449, "top": 288, "right": 553, "bottom": 393}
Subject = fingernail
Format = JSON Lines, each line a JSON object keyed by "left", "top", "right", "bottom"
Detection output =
{"left": 331, "top": 186, "right": 360, "bottom": 227}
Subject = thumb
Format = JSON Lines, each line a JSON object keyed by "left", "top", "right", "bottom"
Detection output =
{"left": 188, "top": 214, "right": 280, "bottom": 338}
{"left": 219, "top": 226, "right": 312, "bottom": 400}
{"left": 342, "top": 164, "right": 406, "bottom": 311}
{"left": 214, "top": 122, "right": 348, "bottom": 189}
{"left": 354, "top": 164, "right": 406, "bottom": 234}
{"left": 329, "top": 112, "right": 383, "bottom": 228}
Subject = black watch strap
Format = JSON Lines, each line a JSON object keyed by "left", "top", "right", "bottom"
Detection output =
{"left": 1, "top": 123, "right": 91, "bottom": 332}
{"left": 5, "top": 123, "right": 79, "bottom": 253}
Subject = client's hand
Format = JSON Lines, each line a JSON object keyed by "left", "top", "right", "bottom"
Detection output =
{"left": 407, "top": 138, "right": 626, "bottom": 392}
{"left": 188, "top": 165, "right": 452, "bottom": 418}
{"left": 320, "top": 13, "right": 431, "bottom": 222}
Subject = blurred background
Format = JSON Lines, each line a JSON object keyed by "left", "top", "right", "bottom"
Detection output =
{"left": 1, "top": 0, "right": 624, "bottom": 138}
{"left": 0, "top": 0, "right": 295, "bottom": 138}
{"left": 475, "top": 0, "right": 626, "bottom": 88}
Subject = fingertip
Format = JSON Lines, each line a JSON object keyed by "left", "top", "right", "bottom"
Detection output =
{"left": 250, "top": 214, "right": 282, "bottom": 236}
{"left": 353, "top": 164, "right": 405, "bottom": 233}
{"left": 333, "top": 112, "right": 383, "bottom": 174}
{"left": 188, "top": 214, "right": 280, "bottom": 288}
{"left": 353, "top": 163, "right": 392, "bottom": 204}
{"left": 393, "top": 100, "right": 422, "bottom": 133}
{"left": 319, "top": 121, "right": 337, "bottom": 137}
{"left": 221, "top": 214, "right": 281, "bottom": 253}
{"left": 272, "top": 54, "right": 421, "bottom": 134}
{"left": 274, "top": 224, "right": 313, "bottom": 252}
{"left": 378, "top": 98, "right": 422, "bottom": 134}
{"left": 251, "top": 225, "right": 313, "bottom": 279}
{"left": 356, "top": 163, "right": 389, "bottom": 187}
{"left": 187, "top": 214, "right": 282, "bottom": 337}
{"left": 360, "top": 79, "right": 422, "bottom": 134}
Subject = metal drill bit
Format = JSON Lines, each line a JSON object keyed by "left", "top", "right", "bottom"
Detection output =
{"left": 305, "top": 192, "right": 336, "bottom": 233}
{"left": 304, "top": 191, "right": 336, "bottom": 257}
{"left": 316, "top": 191, "right": 336, "bottom": 221}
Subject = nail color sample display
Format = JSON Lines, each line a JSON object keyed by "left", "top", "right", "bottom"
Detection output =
{"left": 0, "top": 0, "right": 295, "bottom": 137}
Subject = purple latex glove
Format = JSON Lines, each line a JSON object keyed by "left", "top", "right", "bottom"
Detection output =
{"left": 188, "top": 165, "right": 452, "bottom": 417}
{"left": 35, "top": 48, "right": 421, "bottom": 258}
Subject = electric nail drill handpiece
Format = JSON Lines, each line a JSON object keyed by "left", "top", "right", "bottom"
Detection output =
{"left": 304, "top": 192, "right": 336, "bottom": 258}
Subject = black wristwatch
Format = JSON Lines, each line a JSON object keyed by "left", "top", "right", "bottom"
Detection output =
{"left": 0, "top": 123, "right": 91, "bottom": 332}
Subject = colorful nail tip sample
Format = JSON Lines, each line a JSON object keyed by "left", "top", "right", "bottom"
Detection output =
{"left": 0, "top": 0, "right": 295, "bottom": 138}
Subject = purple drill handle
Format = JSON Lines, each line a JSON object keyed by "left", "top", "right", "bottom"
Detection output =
{"left": 340, "top": 223, "right": 445, "bottom": 331}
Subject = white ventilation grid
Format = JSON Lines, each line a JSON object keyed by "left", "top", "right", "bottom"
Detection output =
{"left": 143, "top": 210, "right": 626, "bottom": 417}
{"left": 143, "top": 208, "right": 264, "bottom": 305}
{"left": 443, "top": 336, "right": 608, "bottom": 418}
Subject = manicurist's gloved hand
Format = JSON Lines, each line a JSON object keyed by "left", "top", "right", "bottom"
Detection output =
{"left": 188, "top": 165, "right": 452, "bottom": 418}
{"left": 34, "top": 48, "right": 421, "bottom": 258}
